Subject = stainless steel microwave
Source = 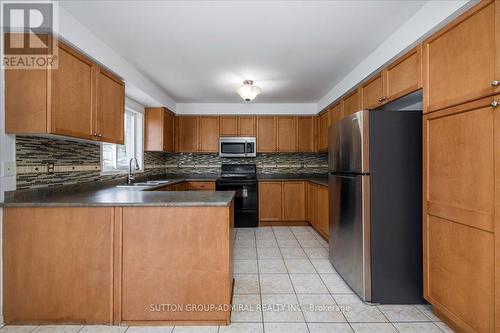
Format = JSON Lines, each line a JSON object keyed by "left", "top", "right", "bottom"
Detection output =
{"left": 219, "top": 137, "right": 256, "bottom": 157}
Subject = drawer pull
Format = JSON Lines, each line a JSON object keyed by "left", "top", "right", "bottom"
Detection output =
{"left": 491, "top": 80, "right": 500, "bottom": 87}
{"left": 491, "top": 101, "right": 499, "bottom": 108}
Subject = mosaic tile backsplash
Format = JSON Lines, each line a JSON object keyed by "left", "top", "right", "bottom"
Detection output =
{"left": 15, "top": 136, "right": 328, "bottom": 190}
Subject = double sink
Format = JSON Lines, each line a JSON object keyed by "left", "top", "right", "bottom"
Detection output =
{"left": 116, "top": 180, "right": 175, "bottom": 191}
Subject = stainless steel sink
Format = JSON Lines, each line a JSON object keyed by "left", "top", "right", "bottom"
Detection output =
{"left": 116, "top": 180, "right": 173, "bottom": 189}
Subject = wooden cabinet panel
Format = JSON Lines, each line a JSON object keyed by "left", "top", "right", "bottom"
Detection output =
{"left": 277, "top": 117, "right": 297, "bottom": 152}
{"left": 318, "top": 111, "right": 330, "bottom": 152}
{"left": 257, "top": 117, "right": 277, "bottom": 152}
{"left": 176, "top": 116, "right": 199, "bottom": 152}
{"left": 282, "top": 182, "right": 306, "bottom": 221}
{"left": 187, "top": 181, "right": 216, "bottom": 191}
{"left": 317, "top": 186, "right": 329, "bottom": 238}
{"left": 259, "top": 182, "right": 282, "bottom": 221}
{"left": 164, "top": 112, "right": 175, "bottom": 152}
{"left": 343, "top": 89, "right": 361, "bottom": 117}
{"left": 361, "top": 72, "right": 385, "bottom": 109}
{"left": 220, "top": 116, "right": 238, "bottom": 136}
{"left": 386, "top": 46, "right": 422, "bottom": 102}
{"left": 297, "top": 116, "right": 315, "bottom": 152}
{"left": 424, "top": 2, "right": 497, "bottom": 113}
{"left": 3, "top": 207, "right": 114, "bottom": 324}
{"left": 329, "top": 103, "right": 343, "bottom": 126}
{"left": 96, "top": 67, "right": 125, "bottom": 144}
{"left": 307, "top": 183, "right": 318, "bottom": 229}
{"left": 51, "top": 43, "right": 95, "bottom": 140}
{"left": 238, "top": 116, "right": 256, "bottom": 136}
{"left": 200, "top": 116, "right": 220, "bottom": 152}
{"left": 145, "top": 108, "right": 174, "bottom": 152}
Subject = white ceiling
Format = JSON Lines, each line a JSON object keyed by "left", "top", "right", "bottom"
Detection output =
{"left": 60, "top": 0, "right": 428, "bottom": 104}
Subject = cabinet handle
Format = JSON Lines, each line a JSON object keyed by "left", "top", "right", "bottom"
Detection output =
{"left": 93, "top": 133, "right": 98, "bottom": 137}
{"left": 378, "top": 96, "right": 387, "bottom": 102}
{"left": 491, "top": 80, "right": 500, "bottom": 87}
{"left": 491, "top": 101, "right": 499, "bottom": 108}
{"left": 98, "top": 134, "right": 102, "bottom": 138}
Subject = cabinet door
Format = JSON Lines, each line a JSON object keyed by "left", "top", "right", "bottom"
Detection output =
{"left": 144, "top": 108, "right": 164, "bottom": 151}
{"left": 96, "top": 67, "right": 125, "bottom": 144}
{"left": 424, "top": 97, "right": 496, "bottom": 332}
{"left": 176, "top": 116, "right": 199, "bottom": 152}
{"left": 424, "top": 1, "right": 497, "bottom": 112}
{"left": 282, "top": 182, "right": 306, "bottom": 221}
{"left": 220, "top": 116, "right": 238, "bottom": 136}
{"left": 342, "top": 89, "right": 361, "bottom": 117}
{"left": 277, "top": 117, "right": 297, "bottom": 152}
{"left": 329, "top": 103, "right": 343, "bottom": 126}
{"left": 297, "top": 116, "right": 315, "bottom": 152}
{"left": 238, "top": 116, "right": 256, "bottom": 136}
{"left": 257, "top": 117, "right": 277, "bottom": 152}
{"left": 259, "top": 182, "right": 282, "bottom": 221}
{"left": 386, "top": 46, "right": 422, "bottom": 102}
{"left": 50, "top": 43, "right": 95, "bottom": 140}
{"left": 200, "top": 116, "right": 220, "bottom": 152}
{"left": 317, "top": 186, "right": 329, "bottom": 238}
{"left": 361, "top": 72, "right": 385, "bottom": 109}
{"left": 164, "top": 112, "right": 175, "bottom": 152}
{"left": 318, "top": 111, "right": 330, "bottom": 151}
{"left": 307, "top": 183, "right": 318, "bottom": 228}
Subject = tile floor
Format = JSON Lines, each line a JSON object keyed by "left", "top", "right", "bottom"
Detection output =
{"left": 0, "top": 226, "right": 454, "bottom": 333}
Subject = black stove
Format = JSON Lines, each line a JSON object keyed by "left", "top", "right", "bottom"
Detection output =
{"left": 216, "top": 164, "right": 258, "bottom": 228}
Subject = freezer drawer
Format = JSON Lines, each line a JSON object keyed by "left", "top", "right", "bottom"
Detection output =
{"left": 328, "top": 172, "right": 371, "bottom": 301}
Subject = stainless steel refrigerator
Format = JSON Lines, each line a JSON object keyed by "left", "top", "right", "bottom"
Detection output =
{"left": 328, "top": 110, "right": 424, "bottom": 304}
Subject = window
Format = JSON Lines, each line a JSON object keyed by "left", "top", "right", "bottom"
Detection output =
{"left": 101, "top": 109, "right": 144, "bottom": 174}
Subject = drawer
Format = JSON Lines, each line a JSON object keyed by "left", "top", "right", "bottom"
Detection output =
{"left": 187, "top": 181, "right": 215, "bottom": 191}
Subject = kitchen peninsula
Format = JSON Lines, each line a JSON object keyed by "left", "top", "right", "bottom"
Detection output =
{"left": 2, "top": 186, "right": 235, "bottom": 326}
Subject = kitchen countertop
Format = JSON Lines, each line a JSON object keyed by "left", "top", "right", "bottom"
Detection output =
{"left": 3, "top": 173, "right": 328, "bottom": 207}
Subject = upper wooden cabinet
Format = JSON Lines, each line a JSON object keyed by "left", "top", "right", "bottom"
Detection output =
{"left": 256, "top": 117, "right": 277, "bottom": 152}
{"left": 423, "top": 1, "right": 498, "bottom": 113}
{"left": 386, "top": 45, "right": 422, "bottom": 102}
{"left": 220, "top": 116, "right": 238, "bottom": 136}
{"left": 361, "top": 72, "right": 386, "bottom": 109}
{"left": 199, "top": 116, "right": 220, "bottom": 152}
{"left": 176, "top": 116, "right": 199, "bottom": 152}
{"left": 145, "top": 107, "right": 175, "bottom": 152}
{"left": 5, "top": 39, "right": 125, "bottom": 144}
{"left": 329, "top": 103, "right": 343, "bottom": 126}
{"left": 318, "top": 110, "right": 330, "bottom": 152}
{"left": 277, "top": 117, "right": 297, "bottom": 152}
{"left": 342, "top": 89, "right": 361, "bottom": 117}
{"left": 297, "top": 116, "right": 315, "bottom": 152}
{"left": 238, "top": 116, "right": 256, "bottom": 136}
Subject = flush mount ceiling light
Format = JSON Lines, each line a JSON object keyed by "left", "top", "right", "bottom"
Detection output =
{"left": 236, "top": 80, "right": 262, "bottom": 102}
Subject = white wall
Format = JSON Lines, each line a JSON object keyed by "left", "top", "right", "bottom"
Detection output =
{"left": 176, "top": 103, "right": 317, "bottom": 115}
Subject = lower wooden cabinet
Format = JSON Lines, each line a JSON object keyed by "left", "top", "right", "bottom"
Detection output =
{"left": 307, "top": 182, "right": 329, "bottom": 239}
{"left": 259, "top": 181, "right": 307, "bottom": 222}
{"left": 186, "top": 181, "right": 216, "bottom": 191}
{"left": 259, "top": 181, "right": 283, "bottom": 221}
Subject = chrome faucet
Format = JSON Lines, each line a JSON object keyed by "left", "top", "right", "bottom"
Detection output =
{"left": 128, "top": 157, "right": 140, "bottom": 184}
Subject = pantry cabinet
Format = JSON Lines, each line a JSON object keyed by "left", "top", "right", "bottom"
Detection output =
{"left": 5, "top": 38, "right": 125, "bottom": 144}
{"left": 145, "top": 107, "right": 175, "bottom": 152}
{"left": 256, "top": 117, "right": 277, "bottom": 152}
{"left": 423, "top": 0, "right": 499, "bottom": 113}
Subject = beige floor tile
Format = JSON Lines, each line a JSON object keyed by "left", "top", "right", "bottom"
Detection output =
{"left": 393, "top": 322, "right": 442, "bottom": 333}
{"left": 378, "top": 305, "right": 430, "bottom": 322}
{"left": 303, "top": 247, "right": 329, "bottom": 259}
{"left": 276, "top": 239, "right": 300, "bottom": 248}
{"left": 297, "top": 294, "right": 346, "bottom": 322}
{"left": 234, "top": 260, "right": 259, "bottom": 274}
{"left": 260, "top": 274, "right": 295, "bottom": 294}
{"left": 232, "top": 294, "right": 263, "bottom": 323}
{"left": 310, "top": 259, "right": 336, "bottom": 273}
{"left": 290, "top": 274, "right": 329, "bottom": 294}
{"left": 307, "top": 323, "right": 353, "bottom": 333}
{"left": 350, "top": 323, "right": 397, "bottom": 333}
{"left": 258, "top": 259, "right": 288, "bottom": 274}
{"left": 284, "top": 259, "right": 316, "bottom": 273}
{"left": 279, "top": 247, "right": 307, "bottom": 259}
{"left": 126, "top": 327, "right": 173, "bottom": 333}
{"left": 261, "top": 294, "right": 304, "bottom": 323}
{"left": 234, "top": 274, "right": 261, "bottom": 294}
{"left": 0, "top": 326, "right": 38, "bottom": 333}
{"left": 256, "top": 239, "right": 279, "bottom": 248}
{"left": 219, "top": 323, "right": 263, "bottom": 333}
{"left": 297, "top": 238, "right": 323, "bottom": 248}
{"left": 171, "top": 326, "right": 218, "bottom": 333}
{"left": 32, "top": 326, "right": 82, "bottom": 333}
{"left": 257, "top": 247, "right": 282, "bottom": 259}
{"left": 235, "top": 238, "right": 257, "bottom": 247}
{"left": 263, "top": 323, "right": 308, "bottom": 333}
{"left": 320, "top": 274, "right": 354, "bottom": 294}
{"left": 234, "top": 247, "right": 258, "bottom": 260}
{"left": 334, "top": 296, "right": 387, "bottom": 323}
{"left": 80, "top": 326, "right": 127, "bottom": 333}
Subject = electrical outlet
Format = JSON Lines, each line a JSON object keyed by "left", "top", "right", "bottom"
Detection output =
{"left": 2, "top": 161, "right": 15, "bottom": 177}
{"left": 47, "top": 162, "right": 55, "bottom": 174}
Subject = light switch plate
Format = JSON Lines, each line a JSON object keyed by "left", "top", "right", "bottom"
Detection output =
{"left": 2, "top": 161, "right": 15, "bottom": 177}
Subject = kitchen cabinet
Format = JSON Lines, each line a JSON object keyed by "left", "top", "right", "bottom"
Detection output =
{"left": 423, "top": 1, "right": 498, "bottom": 113}
{"left": 220, "top": 116, "right": 238, "bottom": 136}
{"left": 259, "top": 182, "right": 283, "bottom": 221}
{"left": 329, "top": 102, "right": 343, "bottom": 127}
{"left": 256, "top": 117, "right": 277, "bottom": 152}
{"left": 385, "top": 45, "right": 422, "bottom": 103}
{"left": 277, "top": 117, "right": 297, "bottom": 152}
{"left": 361, "top": 72, "right": 386, "bottom": 109}
{"left": 297, "top": 116, "right": 316, "bottom": 152}
{"left": 318, "top": 110, "right": 330, "bottom": 152}
{"left": 238, "top": 116, "right": 256, "bottom": 136}
{"left": 282, "top": 182, "right": 306, "bottom": 221}
{"left": 186, "top": 181, "right": 216, "bottom": 191}
{"left": 307, "top": 182, "right": 318, "bottom": 230}
{"left": 5, "top": 38, "right": 124, "bottom": 144}
{"left": 200, "top": 116, "right": 220, "bottom": 152}
{"left": 423, "top": 95, "right": 498, "bottom": 333}
{"left": 144, "top": 107, "right": 175, "bottom": 152}
{"left": 176, "top": 116, "right": 199, "bottom": 152}
{"left": 342, "top": 88, "right": 361, "bottom": 117}
{"left": 306, "top": 182, "right": 329, "bottom": 239}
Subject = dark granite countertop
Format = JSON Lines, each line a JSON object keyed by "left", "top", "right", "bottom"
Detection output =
{"left": 3, "top": 173, "right": 327, "bottom": 207}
